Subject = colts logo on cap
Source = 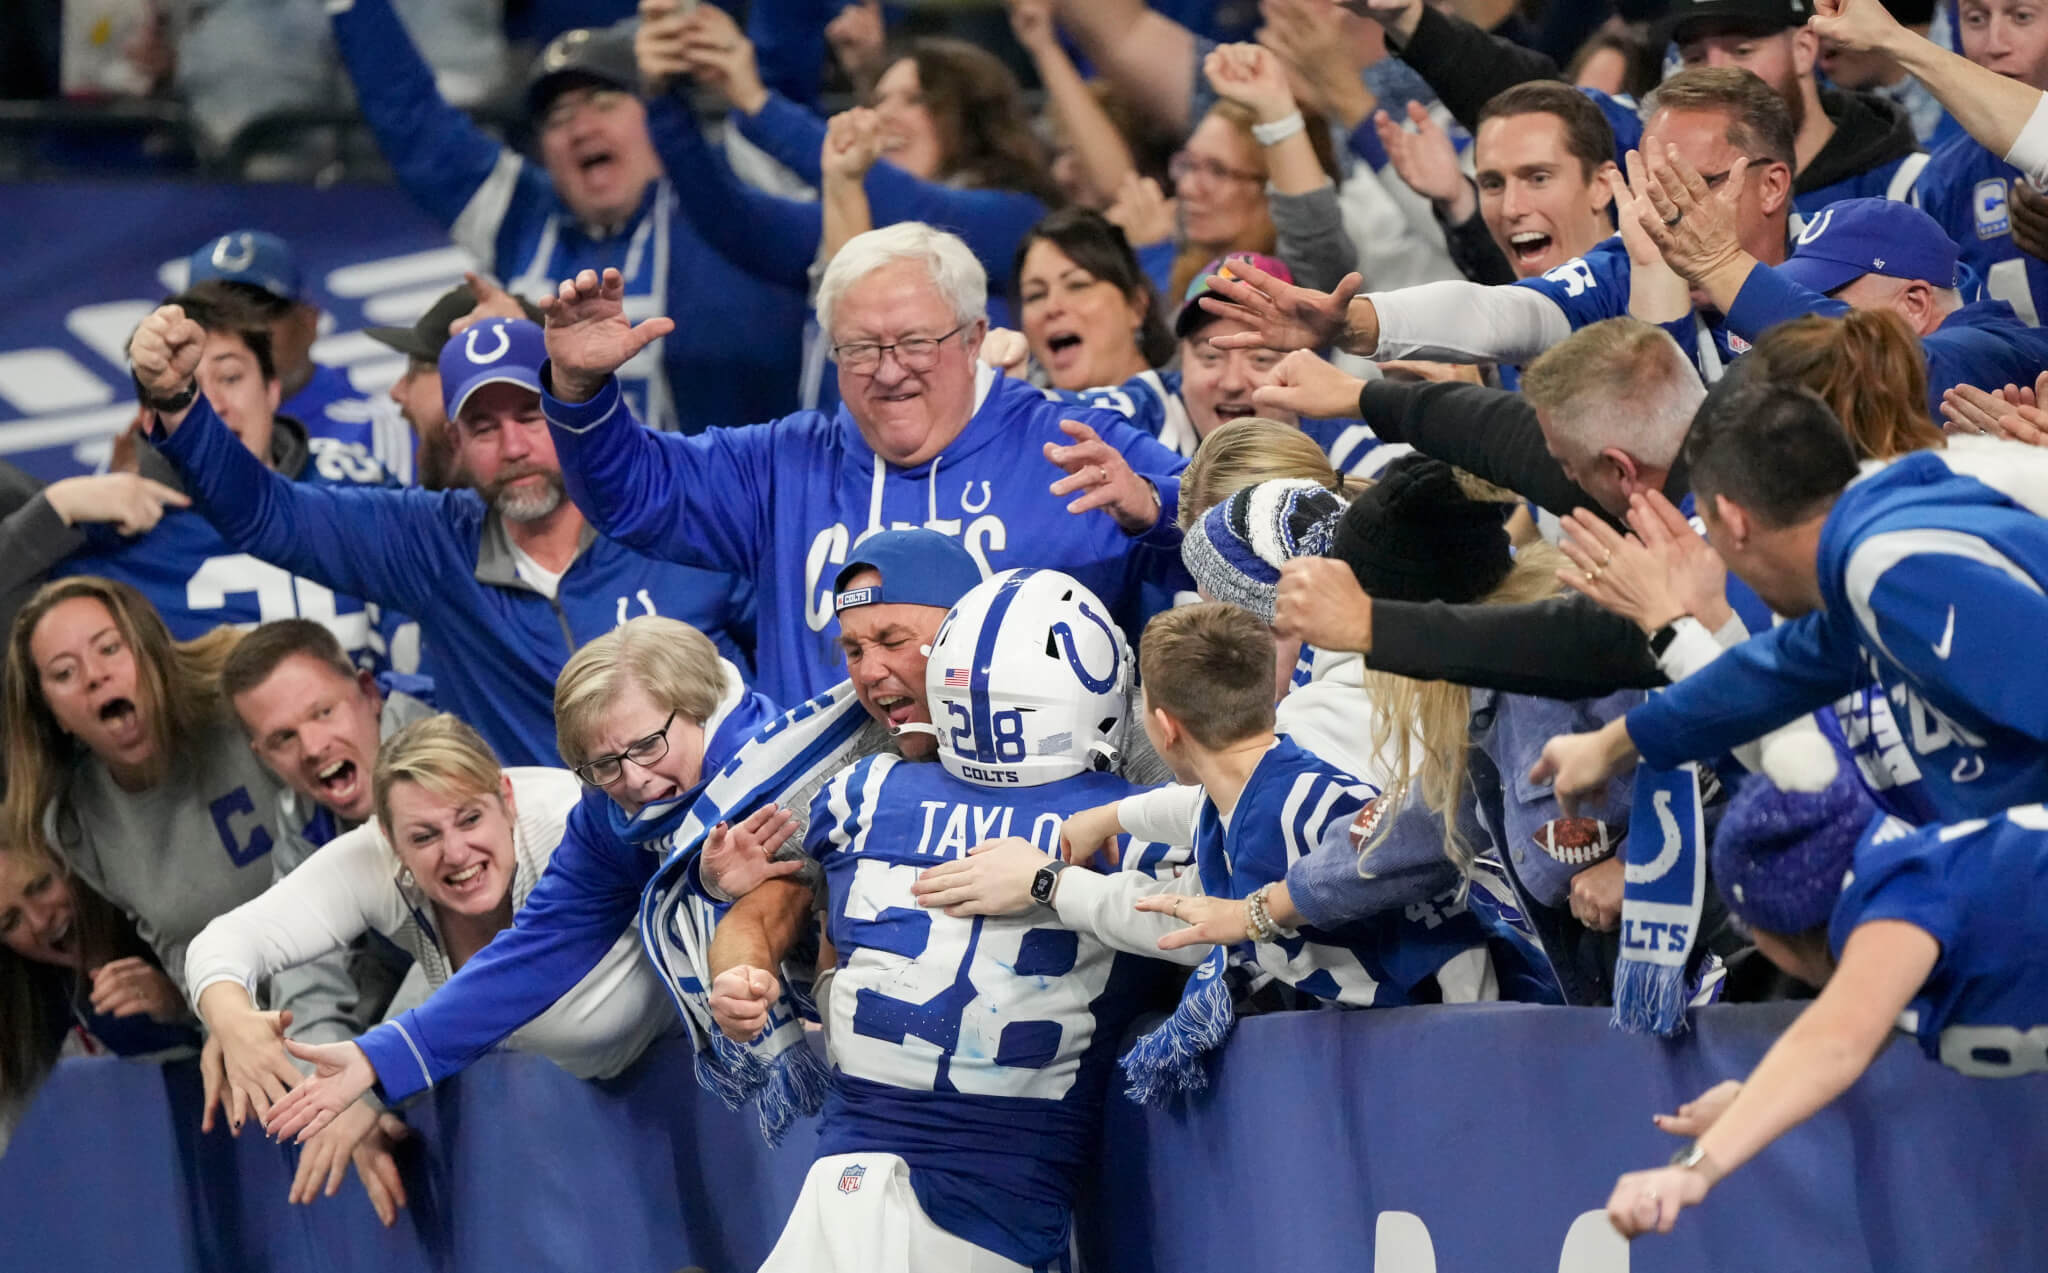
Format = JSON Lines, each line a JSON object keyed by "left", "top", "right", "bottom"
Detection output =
{"left": 834, "top": 586, "right": 877, "bottom": 613}
{"left": 464, "top": 324, "right": 512, "bottom": 365}
{"left": 211, "top": 233, "right": 257, "bottom": 272}
{"left": 1794, "top": 206, "right": 1834, "bottom": 246}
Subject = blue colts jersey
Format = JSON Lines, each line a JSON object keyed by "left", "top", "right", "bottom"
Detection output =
{"left": 804, "top": 757, "right": 1160, "bottom": 1266}
{"left": 54, "top": 444, "right": 403, "bottom": 673}
{"left": 1196, "top": 739, "right": 1491, "bottom": 1006}
{"left": 284, "top": 364, "right": 415, "bottom": 486}
{"left": 1833, "top": 806, "right": 2048, "bottom": 1077}
{"left": 1916, "top": 135, "right": 2048, "bottom": 325}
{"left": 1513, "top": 238, "right": 1747, "bottom": 382}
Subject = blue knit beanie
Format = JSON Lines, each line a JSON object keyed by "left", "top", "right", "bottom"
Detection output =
{"left": 1180, "top": 479, "right": 1344, "bottom": 622}
{"left": 1709, "top": 763, "right": 1878, "bottom": 935}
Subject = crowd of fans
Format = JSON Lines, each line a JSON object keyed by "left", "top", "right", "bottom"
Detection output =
{"left": 6, "top": 0, "right": 2048, "bottom": 1260}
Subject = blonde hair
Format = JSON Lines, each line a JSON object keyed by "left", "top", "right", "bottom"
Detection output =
{"left": 1360, "top": 534, "right": 1571, "bottom": 872}
{"left": 372, "top": 714, "right": 505, "bottom": 840}
{"left": 1178, "top": 418, "right": 1367, "bottom": 530}
{"left": 1520, "top": 318, "right": 1700, "bottom": 475}
{"left": 4, "top": 577, "right": 242, "bottom": 859}
{"left": 553, "top": 617, "right": 728, "bottom": 769}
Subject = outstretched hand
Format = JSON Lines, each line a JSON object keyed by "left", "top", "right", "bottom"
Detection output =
{"left": 1528, "top": 718, "right": 1639, "bottom": 817}
{"left": 260, "top": 1038, "right": 377, "bottom": 1145}
{"left": 1199, "top": 261, "right": 1366, "bottom": 355}
{"left": 540, "top": 268, "right": 676, "bottom": 404}
{"left": 1633, "top": 146, "right": 1749, "bottom": 288}
{"left": 1253, "top": 349, "right": 1366, "bottom": 420}
{"left": 1133, "top": 891, "right": 1251, "bottom": 950}
{"left": 1807, "top": 0, "right": 1910, "bottom": 54}
{"left": 1376, "top": 102, "right": 1468, "bottom": 214}
{"left": 449, "top": 271, "right": 531, "bottom": 337}
{"left": 702, "top": 803, "right": 805, "bottom": 900}
{"left": 1046, "top": 420, "right": 1163, "bottom": 532}
{"left": 910, "top": 837, "right": 1051, "bottom": 917}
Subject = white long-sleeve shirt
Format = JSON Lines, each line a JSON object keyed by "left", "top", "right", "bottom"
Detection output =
{"left": 184, "top": 767, "right": 673, "bottom": 1081}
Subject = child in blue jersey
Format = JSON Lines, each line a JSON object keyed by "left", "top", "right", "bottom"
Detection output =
{"left": 1538, "top": 377, "right": 2048, "bottom": 828}
{"left": 1606, "top": 762, "right": 2048, "bottom": 1239}
{"left": 741, "top": 569, "right": 1167, "bottom": 1272}
{"left": 538, "top": 227, "right": 1191, "bottom": 704}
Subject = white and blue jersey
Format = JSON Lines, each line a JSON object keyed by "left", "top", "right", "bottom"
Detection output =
{"left": 1916, "top": 134, "right": 2048, "bottom": 325}
{"left": 1514, "top": 237, "right": 1749, "bottom": 382}
{"left": 1055, "top": 367, "right": 1388, "bottom": 477}
{"left": 544, "top": 370, "right": 1190, "bottom": 705}
{"left": 328, "top": 0, "right": 809, "bottom": 433}
{"left": 283, "top": 363, "right": 415, "bottom": 486}
{"left": 1833, "top": 805, "right": 2048, "bottom": 1077}
{"left": 805, "top": 756, "right": 1163, "bottom": 1267}
{"left": 54, "top": 426, "right": 403, "bottom": 674}
{"left": 1197, "top": 738, "right": 1491, "bottom": 1005}
{"left": 151, "top": 395, "right": 756, "bottom": 768}
{"left": 1632, "top": 449, "right": 2048, "bottom": 825}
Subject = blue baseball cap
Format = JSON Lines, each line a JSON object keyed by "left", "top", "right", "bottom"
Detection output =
{"left": 439, "top": 317, "right": 548, "bottom": 421}
{"left": 1779, "top": 198, "right": 1961, "bottom": 296}
{"left": 833, "top": 530, "right": 984, "bottom": 614}
{"left": 188, "top": 230, "right": 303, "bottom": 301}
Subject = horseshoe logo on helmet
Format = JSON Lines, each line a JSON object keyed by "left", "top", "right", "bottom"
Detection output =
{"left": 1053, "top": 601, "right": 1119, "bottom": 693}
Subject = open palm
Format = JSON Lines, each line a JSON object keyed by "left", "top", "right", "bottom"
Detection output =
{"left": 261, "top": 1038, "right": 376, "bottom": 1144}
{"left": 541, "top": 268, "right": 677, "bottom": 402}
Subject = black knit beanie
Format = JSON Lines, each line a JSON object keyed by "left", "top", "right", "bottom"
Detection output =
{"left": 1328, "top": 455, "right": 1513, "bottom": 604}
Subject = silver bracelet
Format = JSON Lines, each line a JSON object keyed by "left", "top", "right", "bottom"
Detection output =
{"left": 1250, "top": 111, "right": 1305, "bottom": 147}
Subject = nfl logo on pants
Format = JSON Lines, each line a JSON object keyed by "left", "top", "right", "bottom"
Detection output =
{"left": 837, "top": 1163, "right": 867, "bottom": 1194}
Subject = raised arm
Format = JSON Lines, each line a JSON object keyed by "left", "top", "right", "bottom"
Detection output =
{"left": 820, "top": 108, "right": 884, "bottom": 267}
{"left": 1810, "top": 0, "right": 2044, "bottom": 166}
{"left": 1049, "top": 0, "right": 1198, "bottom": 135}
{"left": 1357, "top": 0, "right": 1561, "bottom": 131}
{"left": 328, "top": 0, "right": 551, "bottom": 247}
{"left": 539, "top": 269, "right": 776, "bottom": 571}
{"left": 1010, "top": 0, "right": 1139, "bottom": 204}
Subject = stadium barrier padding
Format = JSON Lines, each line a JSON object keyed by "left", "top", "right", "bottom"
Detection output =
{"left": 4, "top": 1002, "right": 2045, "bottom": 1272}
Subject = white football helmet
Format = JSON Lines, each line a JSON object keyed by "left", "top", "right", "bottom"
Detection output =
{"left": 923, "top": 568, "right": 1131, "bottom": 788}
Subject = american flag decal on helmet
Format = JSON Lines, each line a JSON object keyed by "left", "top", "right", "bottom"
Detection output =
{"left": 943, "top": 668, "right": 971, "bottom": 687}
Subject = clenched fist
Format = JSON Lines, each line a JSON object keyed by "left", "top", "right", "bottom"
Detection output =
{"left": 129, "top": 304, "right": 206, "bottom": 406}
{"left": 709, "top": 964, "right": 781, "bottom": 1042}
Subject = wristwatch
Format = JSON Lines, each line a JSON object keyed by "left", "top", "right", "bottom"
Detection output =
{"left": 1647, "top": 619, "right": 1684, "bottom": 660}
{"left": 1668, "top": 1140, "right": 1723, "bottom": 1185}
{"left": 1029, "top": 859, "right": 1069, "bottom": 907}
{"left": 132, "top": 370, "right": 199, "bottom": 415}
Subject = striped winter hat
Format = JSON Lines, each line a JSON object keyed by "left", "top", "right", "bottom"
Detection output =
{"left": 1180, "top": 479, "right": 1345, "bottom": 623}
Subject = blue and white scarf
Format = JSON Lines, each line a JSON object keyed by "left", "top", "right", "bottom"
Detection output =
{"left": 1613, "top": 761, "right": 1708, "bottom": 1035}
{"left": 637, "top": 684, "right": 881, "bottom": 1142}
{"left": 1119, "top": 943, "right": 1235, "bottom": 1106}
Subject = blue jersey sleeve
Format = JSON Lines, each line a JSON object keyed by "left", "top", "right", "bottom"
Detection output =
{"left": 1832, "top": 816, "right": 1962, "bottom": 955}
{"left": 744, "top": 0, "right": 837, "bottom": 111}
{"left": 1628, "top": 613, "right": 1862, "bottom": 770}
{"left": 1851, "top": 543, "right": 2048, "bottom": 744}
{"left": 356, "top": 793, "right": 652, "bottom": 1102}
{"left": 329, "top": 0, "right": 553, "bottom": 244}
{"left": 642, "top": 93, "right": 818, "bottom": 293}
{"left": 738, "top": 93, "right": 1049, "bottom": 285}
{"left": 542, "top": 374, "right": 779, "bottom": 576}
{"left": 1508, "top": 238, "right": 1630, "bottom": 331}
{"left": 151, "top": 400, "right": 464, "bottom": 617}
{"left": 1724, "top": 261, "right": 1852, "bottom": 339}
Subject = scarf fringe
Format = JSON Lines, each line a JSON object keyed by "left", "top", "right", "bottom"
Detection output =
{"left": 1119, "top": 949, "right": 1236, "bottom": 1106}
{"left": 755, "top": 1039, "right": 833, "bottom": 1146}
{"left": 1611, "top": 956, "right": 1690, "bottom": 1037}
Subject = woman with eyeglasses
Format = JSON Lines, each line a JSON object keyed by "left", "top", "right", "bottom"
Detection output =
{"left": 1168, "top": 44, "right": 1353, "bottom": 303}
{"left": 195, "top": 617, "right": 781, "bottom": 1155}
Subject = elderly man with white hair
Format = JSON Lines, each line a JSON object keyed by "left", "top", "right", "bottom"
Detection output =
{"left": 538, "top": 222, "right": 1192, "bottom": 700}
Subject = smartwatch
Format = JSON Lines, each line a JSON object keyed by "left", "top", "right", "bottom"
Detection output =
{"left": 1647, "top": 619, "right": 1684, "bottom": 659}
{"left": 1029, "top": 859, "right": 1069, "bottom": 907}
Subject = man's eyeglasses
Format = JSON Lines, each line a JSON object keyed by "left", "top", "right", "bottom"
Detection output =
{"left": 832, "top": 323, "right": 969, "bottom": 375}
{"left": 573, "top": 710, "right": 677, "bottom": 787}
{"left": 1169, "top": 151, "right": 1264, "bottom": 188}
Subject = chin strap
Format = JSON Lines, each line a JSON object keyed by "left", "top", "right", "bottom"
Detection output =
{"left": 892, "top": 721, "right": 940, "bottom": 740}
{"left": 1087, "top": 740, "right": 1120, "bottom": 773}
